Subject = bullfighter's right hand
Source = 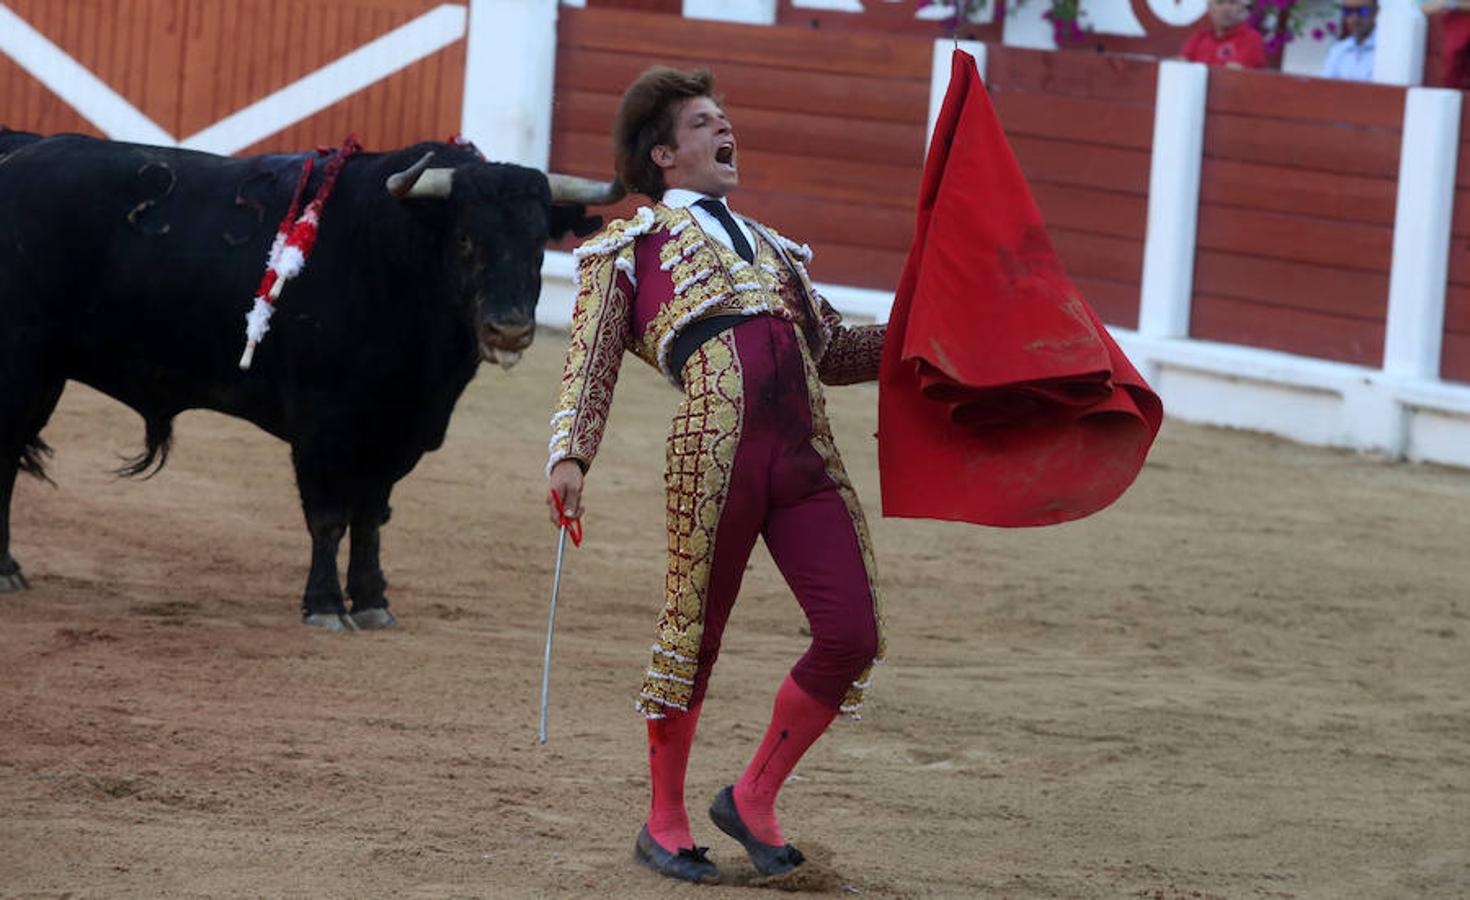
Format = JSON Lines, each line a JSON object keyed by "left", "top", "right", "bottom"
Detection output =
{"left": 548, "top": 459, "right": 585, "bottom": 527}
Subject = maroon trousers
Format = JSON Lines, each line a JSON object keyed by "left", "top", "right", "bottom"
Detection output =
{"left": 672, "top": 316, "right": 880, "bottom": 711}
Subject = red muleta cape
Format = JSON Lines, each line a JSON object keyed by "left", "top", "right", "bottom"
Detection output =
{"left": 878, "top": 50, "right": 1163, "bottom": 527}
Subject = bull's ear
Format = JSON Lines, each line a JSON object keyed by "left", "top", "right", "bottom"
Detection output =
{"left": 550, "top": 203, "right": 602, "bottom": 241}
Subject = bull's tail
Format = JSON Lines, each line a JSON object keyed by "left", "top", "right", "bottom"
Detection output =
{"left": 115, "top": 416, "right": 173, "bottom": 479}
{"left": 18, "top": 435, "right": 55, "bottom": 485}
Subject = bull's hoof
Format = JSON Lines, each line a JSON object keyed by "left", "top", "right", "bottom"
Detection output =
{"left": 348, "top": 607, "right": 396, "bottom": 630}
{"left": 0, "top": 559, "right": 27, "bottom": 593}
{"left": 303, "top": 612, "right": 358, "bottom": 632}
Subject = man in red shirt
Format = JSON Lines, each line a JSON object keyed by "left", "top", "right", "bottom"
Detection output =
{"left": 1180, "top": 0, "right": 1268, "bottom": 68}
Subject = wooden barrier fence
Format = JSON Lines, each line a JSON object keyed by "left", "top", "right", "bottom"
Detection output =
{"left": 1444, "top": 102, "right": 1470, "bottom": 383}
{"left": 1, "top": 1, "right": 1466, "bottom": 389}
{"left": 548, "top": 6, "right": 931, "bottom": 291}
{"left": 0, "top": 0, "right": 466, "bottom": 154}
{"left": 1192, "top": 69, "right": 1403, "bottom": 369}
{"left": 986, "top": 46, "right": 1156, "bottom": 330}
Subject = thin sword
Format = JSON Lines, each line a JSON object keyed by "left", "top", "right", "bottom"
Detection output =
{"left": 539, "top": 521, "right": 568, "bottom": 744}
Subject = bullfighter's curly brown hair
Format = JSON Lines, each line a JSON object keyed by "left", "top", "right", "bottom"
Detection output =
{"left": 612, "top": 66, "right": 721, "bottom": 200}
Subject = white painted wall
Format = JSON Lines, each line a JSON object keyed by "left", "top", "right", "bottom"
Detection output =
{"left": 684, "top": 0, "right": 778, "bottom": 25}
{"left": 1138, "top": 61, "right": 1207, "bottom": 345}
{"left": 1003, "top": 0, "right": 1057, "bottom": 50}
{"left": 1384, "top": 88, "right": 1461, "bottom": 379}
{"left": 915, "top": 1, "right": 997, "bottom": 26}
{"left": 794, "top": 0, "right": 867, "bottom": 11}
{"left": 1147, "top": 0, "right": 1206, "bottom": 27}
{"left": 1374, "top": 4, "right": 1428, "bottom": 85}
{"left": 1282, "top": 34, "right": 1336, "bottom": 77}
{"left": 1082, "top": 0, "right": 1146, "bottom": 37}
{"left": 928, "top": 38, "right": 986, "bottom": 151}
{"left": 461, "top": 0, "right": 558, "bottom": 168}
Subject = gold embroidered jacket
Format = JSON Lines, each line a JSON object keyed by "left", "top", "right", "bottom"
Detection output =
{"left": 547, "top": 203, "right": 885, "bottom": 475}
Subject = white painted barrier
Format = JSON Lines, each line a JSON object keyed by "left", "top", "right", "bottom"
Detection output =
{"left": 461, "top": 0, "right": 557, "bottom": 169}
{"left": 1137, "top": 61, "right": 1207, "bottom": 346}
{"left": 1374, "top": 3, "right": 1428, "bottom": 86}
{"left": 1384, "top": 88, "right": 1461, "bottom": 382}
{"left": 928, "top": 39, "right": 986, "bottom": 153}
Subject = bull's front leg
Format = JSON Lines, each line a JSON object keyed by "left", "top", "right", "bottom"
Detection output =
{"left": 2, "top": 378, "right": 64, "bottom": 594}
{"left": 291, "top": 443, "right": 355, "bottom": 630}
{"left": 0, "top": 460, "right": 27, "bottom": 593}
{"left": 345, "top": 488, "right": 395, "bottom": 630}
{"left": 301, "top": 506, "right": 352, "bottom": 629}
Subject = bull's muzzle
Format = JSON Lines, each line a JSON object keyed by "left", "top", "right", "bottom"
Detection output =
{"left": 480, "top": 321, "right": 535, "bottom": 370}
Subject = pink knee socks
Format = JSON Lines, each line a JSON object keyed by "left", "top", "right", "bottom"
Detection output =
{"left": 732, "top": 675, "right": 838, "bottom": 845}
{"left": 646, "top": 703, "right": 702, "bottom": 850}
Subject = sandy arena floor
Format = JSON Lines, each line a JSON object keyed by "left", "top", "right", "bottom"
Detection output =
{"left": 1, "top": 333, "right": 1467, "bottom": 898}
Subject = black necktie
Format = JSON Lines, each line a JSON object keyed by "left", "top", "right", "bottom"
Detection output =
{"left": 695, "top": 198, "right": 755, "bottom": 264}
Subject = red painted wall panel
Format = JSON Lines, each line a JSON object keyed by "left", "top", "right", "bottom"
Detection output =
{"left": 549, "top": 7, "right": 930, "bottom": 294}
{"left": 1191, "top": 67, "right": 1402, "bottom": 367}
{"left": 986, "top": 46, "right": 1155, "bottom": 329}
{"left": 0, "top": 0, "right": 466, "bottom": 154}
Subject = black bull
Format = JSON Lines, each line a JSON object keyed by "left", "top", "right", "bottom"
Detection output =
{"left": 0, "top": 132, "right": 617, "bottom": 629}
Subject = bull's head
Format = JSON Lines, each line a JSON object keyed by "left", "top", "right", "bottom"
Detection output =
{"left": 385, "top": 149, "right": 621, "bottom": 369}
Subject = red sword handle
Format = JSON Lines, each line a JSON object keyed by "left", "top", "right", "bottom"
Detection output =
{"left": 549, "top": 489, "right": 583, "bottom": 547}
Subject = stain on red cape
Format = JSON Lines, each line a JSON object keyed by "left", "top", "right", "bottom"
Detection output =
{"left": 878, "top": 50, "right": 1162, "bottom": 527}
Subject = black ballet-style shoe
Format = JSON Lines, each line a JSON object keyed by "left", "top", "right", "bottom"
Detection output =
{"left": 708, "top": 785, "right": 806, "bottom": 877}
{"left": 633, "top": 825, "right": 722, "bottom": 884}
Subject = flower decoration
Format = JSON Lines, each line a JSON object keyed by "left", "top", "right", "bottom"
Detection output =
{"left": 1040, "top": 0, "right": 1089, "bottom": 45}
{"left": 1248, "top": 0, "right": 1337, "bottom": 54}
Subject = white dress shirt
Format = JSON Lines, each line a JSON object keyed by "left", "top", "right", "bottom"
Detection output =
{"left": 1322, "top": 32, "right": 1377, "bottom": 82}
{"left": 662, "top": 189, "right": 758, "bottom": 259}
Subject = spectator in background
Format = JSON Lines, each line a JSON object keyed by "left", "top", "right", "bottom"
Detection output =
{"left": 1322, "top": 0, "right": 1378, "bottom": 80}
{"left": 1180, "top": 0, "right": 1269, "bottom": 68}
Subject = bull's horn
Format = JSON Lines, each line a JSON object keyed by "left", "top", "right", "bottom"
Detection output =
{"left": 386, "top": 152, "right": 454, "bottom": 199}
{"left": 547, "top": 174, "right": 625, "bottom": 206}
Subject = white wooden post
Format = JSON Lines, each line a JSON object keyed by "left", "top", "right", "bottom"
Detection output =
{"left": 683, "top": 0, "right": 777, "bottom": 25}
{"left": 1373, "top": 1, "right": 1428, "bottom": 86}
{"left": 460, "top": 0, "right": 559, "bottom": 169}
{"left": 1383, "top": 87, "right": 1462, "bottom": 380}
{"left": 928, "top": 39, "right": 986, "bottom": 154}
{"left": 1137, "top": 60, "right": 1208, "bottom": 340}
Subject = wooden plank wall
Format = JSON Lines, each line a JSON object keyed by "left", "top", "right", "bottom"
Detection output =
{"left": 1440, "top": 105, "right": 1470, "bottom": 384}
{"left": 548, "top": 6, "right": 931, "bottom": 292}
{"left": 0, "top": 0, "right": 465, "bottom": 154}
{"left": 1191, "top": 70, "right": 1402, "bottom": 367}
{"left": 985, "top": 46, "right": 1156, "bottom": 329}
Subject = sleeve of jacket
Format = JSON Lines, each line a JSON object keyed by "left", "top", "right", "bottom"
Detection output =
{"left": 816, "top": 294, "right": 886, "bottom": 386}
{"left": 546, "top": 243, "right": 634, "bottom": 476}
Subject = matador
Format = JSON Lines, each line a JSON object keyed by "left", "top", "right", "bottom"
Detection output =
{"left": 545, "top": 66, "right": 887, "bottom": 884}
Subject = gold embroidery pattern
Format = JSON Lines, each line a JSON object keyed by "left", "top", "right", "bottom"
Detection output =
{"left": 818, "top": 321, "right": 886, "bottom": 386}
{"left": 746, "top": 219, "right": 829, "bottom": 360}
{"left": 547, "top": 245, "right": 631, "bottom": 473}
{"left": 634, "top": 208, "right": 801, "bottom": 382}
{"left": 637, "top": 330, "right": 745, "bottom": 717}
{"left": 793, "top": 330, "right": 887, "bottom": 716}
